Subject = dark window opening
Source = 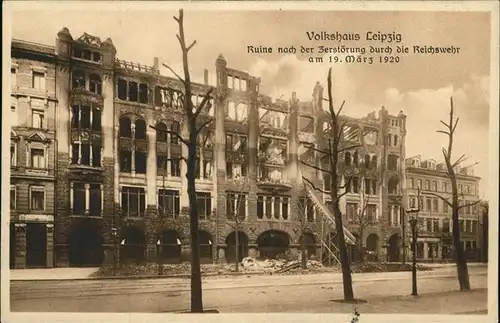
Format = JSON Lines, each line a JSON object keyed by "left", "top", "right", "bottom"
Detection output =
{"left": 92, "top": 52, "right": 101, "bottom": 62}
{"left": 134, "top": 119, "right": 147, "bottom": 140}
{"left": 371, "top": 155, "right": 378, "bottom": 169}
{"left": 257, "top": 196, "right": 264, "bottom": 219}
{"left": 282, "top": 197, "right": 289, "bottom": 220}
{"left": 324, "top": 173, "right": 331, "bottom": 191}
{"left": 121, "top": 187, "right": 146, "bottom": 217}
{"left": 81, "top": 144, "right": 91, "bottom": 165}
{"left": 135, "top": 151, "right": 147, "bottom": 174}
{"left": 92, "top": 144, "right": 101, "bottom": 167}
{"left": 371, "top": 179, "right": 377, "bottom": 195}
{"left": 388, "top": 155, "right": 399, "bottom": 171}
{"left": 128, "top": 82, "right": 138, "bottom": 102}
{"left": 92, "top": 108, "right": 101, "bottom": 131}
{"left": 273, "top": 197, "right": 281, "bottom": 220}
{"left": 364, "top": 155, "right": 371, "bottom": 168}
{"left": 81, "top": 105, "right": 91, "bottom": 129}
{"left": 117, "top": 79, "right": 127, "bottom": 100}
{"left": 72, "top": 71, "right": 85, "bottom": 90}
{"left": 158, "top": 190, "right": 180, "bottom": 218}
{"left": 196, "top": 192, "right": 212, "bottom": 220}
{"left": 73, "top": 183, "right": 86, "bottom": 215}
{"left": 353, "top": 151, "right": 359, "bottom": 166}
{"left": 119, "top": 117, "right": 132, "bottom": 138}
{"left": 365, "top": 178, "right": 372, "bottom": 195}
{"left": 157, "top": 155, "right": 168, "bottom": 171}
{"left": 72, "top": 105, "right": 80, "bottom": 128}
{"left": 170, "top": 122, "right": 180, "bottom": 145}
{"left": 394, "top": 135, "right": 398, "bottom": 146}
{"left": 388, "top": 178, "right": 399, "bottom": 194}
{"left": 345, "top": 152, "right": 351, "bottom": 166}
{"left": 89, "top": 74, "right": 102, "bottom": 95}
{"left": 89, "top": 184, "right": 101, "bottom": 216}
{"left": 72, "top": 144, "right": 79, "bottom": 164}
{"left": 154, "top": 86, "right": 162, "bottom": 106}
{"left": 120, "top": 150, "right": 132, "bottom": 172}
{"left": 352, "top": 177, "right": 359, "bottom": 194}
{"left": 139, "top": 84, "right": 148, "bottom": 104}
{"left": 170, "top": 159, "right": 181, "bottom": 177}
{"left": 82, "top": 50, "right": 91, "bottom": 60}
{"left": 156, "top": 123, "right": 168, "bottom": 142}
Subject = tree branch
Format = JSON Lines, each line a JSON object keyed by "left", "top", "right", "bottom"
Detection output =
{"left": 457, "top": 199, "right": 482, "bottom": 210}
{"left": 426, "top": 192, "right": 452, "bottom": 207}
{"left": 187, "top": 40, "right": 197, "bottom": 52}
{"left": 336, "top": 100, "right": 346, "bottom": 117}
{"left": 194, "top": 87, "right": 215, "bottom": 118}
{"left": 338, "top": 144, "right": 363, "bottom": 153}
{"left": 162, "top": 63, "right": 185, "bottom": 84}
{"left": 300, "top": 160, "right": 330, "bottom": 173}
{"left": 196, "top": 118, "right": 214, "bottom": 135}
{"left": 149, "top": 125, "right": 189, "bottom": 146}
{"left": 451, "top": 154, "right": 468, "bottom": 169}
{"left": 302, "top": 176, "right": 329, "bottom": 195}
{"left": 304, "top": 144, "right": 331, "bottom": 156}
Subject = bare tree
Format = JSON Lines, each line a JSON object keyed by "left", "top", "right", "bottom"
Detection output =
{"left": 150, "top": 9, "right": 214, "bottom": 313}
{"left": 226, "top": 178, "right": 249, "bottom": 272}
{"left": 297, "top": 189, "right": 310, "bottom": 269}
{"left": 426, "top": 98, "right": 481, "bottom": 291}
{"left": 352, "top": 189, "right": 371, "bottom": 263}
{"left": 301, "top": 68, "right": 360, "bottom": 301}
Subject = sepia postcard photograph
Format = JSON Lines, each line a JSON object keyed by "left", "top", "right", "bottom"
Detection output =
{"left": 1, "top": 1, "right": 499, "bottom": 323}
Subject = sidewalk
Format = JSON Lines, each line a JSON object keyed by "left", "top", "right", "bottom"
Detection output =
{"left": 9, "top": 267, "right": 99, "bottom": 281}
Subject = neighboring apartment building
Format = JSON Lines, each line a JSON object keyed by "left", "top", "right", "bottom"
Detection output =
{"left": 405, "top": 155, "right": 482, "bottom": 262}
{"left": 9, "top": 29, "right": 408, "bottom": 268}
{"left": 10, "top": 40, "right": 58, "bottom": 268}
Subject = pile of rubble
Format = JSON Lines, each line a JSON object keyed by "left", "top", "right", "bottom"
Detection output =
{"left": 240, "top": 257, "right": 334, "bottom": 275}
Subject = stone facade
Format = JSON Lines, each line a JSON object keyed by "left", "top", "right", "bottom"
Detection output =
{"left": 10, "top": 29, "right": 418, "bottom": 268}
{"left": 405, "top": 156, "right": 482, "bottom": 262}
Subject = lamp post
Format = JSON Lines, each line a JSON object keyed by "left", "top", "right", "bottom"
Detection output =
{"left": 407, "top": 207, "right": 419, "bottom": 296}
{"left": 111, "top": 226, "right": 118, "bottom": 276}
{"left": 402, "top": 207, "right": 406, "bottom": 265}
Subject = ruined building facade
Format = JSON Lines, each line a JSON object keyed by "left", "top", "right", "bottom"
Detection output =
{"left": 10, "top": 29, "right": 408, "bottom": 268}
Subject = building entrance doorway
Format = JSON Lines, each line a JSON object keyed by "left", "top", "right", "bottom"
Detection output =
{"left": 26, "top": 223, "right": 47, "bottom": 268}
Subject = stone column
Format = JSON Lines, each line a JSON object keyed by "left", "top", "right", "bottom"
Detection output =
{"left": 217, "top": 247, "right": 226, "bottom": 263}
{"left": 289, "top": 93, "right": 300, "bottom": 222}
{"left": 247, "top": 78, "right": 259, "bottom": 221}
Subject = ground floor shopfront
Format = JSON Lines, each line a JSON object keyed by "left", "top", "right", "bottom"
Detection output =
{"left": 10, "top": 217, "right": 54, "bottom": 269}
{"left": 412, "top": 237, "right": 481, "bottom": 263}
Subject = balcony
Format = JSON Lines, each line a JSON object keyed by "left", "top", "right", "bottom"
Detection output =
{"left": 257, "top": 167, "right": 292, "bottom": 191}
{"left": 71, "top": 88, "right": 103, "bottom": 106}
{"left": 258, "top": 152, "right": 286, "bottom": 166}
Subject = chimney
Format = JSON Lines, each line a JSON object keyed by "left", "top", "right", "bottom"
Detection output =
{"left": 204, "top": 69, "right": 209, "bottom": 85}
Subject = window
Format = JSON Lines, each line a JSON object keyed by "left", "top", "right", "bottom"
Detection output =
{"left": 11, "top": 142, "right": 16, "bottom": 167}
{"left": 410, "top": 178, "right": 414, "bottom": 189}
{"left": 364, "top": 155, "right": 370, "bottom": 168}
{"left": 387, "top": 155, "right": 398, "bottom": 170}
{"left": 367, "top": 204, "right": 377, "bottom": 223}
{"left": 10, "top": 186, "right": 16, "bottom": 210}
{"left": 227, "top": 193, "right": 247, "bottom": 221}
{"left": 32, "top": 110, "right": 45, "bottom": 128}
{"left": 409, "top": 196, "right": 417, "bottom": 209}
{"left": 432, "top": 199, "right": 438, "bottom": 212}
{"left": 170, "top": 122, "right": 181, "bottom": 145}
{"left": 158, "top": 189, "right": 180, "bottom": 218}
{"left": 30, "top": 186, "right": 45, "bottom": 211}
{"left": 196, "top": 192, "right": 212, "bottom": 220}
{"left": 30, "top": 148, "right": 45, "bottom": 168}
{"left": 364, "top": 178, "right": 372, "bottom": 195}
{"left": 344, "top": 152, "right": 351, "bottom": 166}
{"left": 92, "top": 52, "right": 101, "bottom": 63}
{"left": 32, "top": 71, "right": 45, "bottom": 90}
{"left": 119, "top": 150, "right": 132, "bottom": 172}
{"left": 472, "top": 221, "right": 477, "bottom": 234}
{"left": 417, "top": 179, "right": 422, "bottom": 189}
{"left": 135, "top": 151, "right": 147, "bottom": 174}
{"left": 121, "top": 187, "right": 146, "bottom": 217}
{"left": 425, "top": 180, "right": 430, "bottom": 191}
{"left": 11, "top": 67, "right": 17, "bottom": 87}
{"left": 393, "top": 135, "right": 398, "bottom": 146}
{"left": 81, "top": 105, "right": 91, "bottom": 128}
{"left": 426, "top": 219, "right": 432, "bottom": 232}
{"left": 371, "top": 155, "right": 378, "bottom": 169}
{"left": 203, "top": 160, "right": 212, "bottom": 179}
{"left": 89, "top": 74, "right": 102, "bottom": 95}
{"left": 117, "top": 79, "right": 127, "bottom": 100}
{"left": 432, "top": 181, "right": 437, "bottom": 191}
{"left": 139, "top": 84, "right": 148, "bottom": 104}
{"left": 353, "top": 151, "right": 359, "bottom": 167}
{"left": 129, "top": 82, "right": 138, "bottom": 102}
{"left": 352, "top": 177, "right": 359, "bottom": 193}
{"left": 298, "top": 197, "right": 315, "bottom": 222}
{"left": 72, "top": 70, "right": 85, "bottom": 90}
{"left": 346, "top": 203, "right": 357, "bottom": 223}
{"left": 170, "top": 158, "right": 181, "bottom": 177}
{"left": 442, "top": 219, "right": 450, "bottom": 233}
{"left": 73, "top": 183, "right": 86, "bottom": 215}
{"left": 92, "top": 108, "right": 102, "bottom": 131}
{"left": 89, "top": 184, "right": 102, "bottom": 216}
{"left": 443, "top": 182, "right": 448, "bottom": 193}
{"left": 426, "top": 198, "right": 431, "bottom": 211}
{"left": 433, "top": 219, "right": 439, "bottom": 232}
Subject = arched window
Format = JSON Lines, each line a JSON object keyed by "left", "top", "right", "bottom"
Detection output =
{"left": 72, "top": 70, "right": 85, "bottom": 90}
{"left": 135, "top": 119, "right": 147, "bottom": 140}
{"left": 156, "top": 122, "right": 168, "bottom": 142}
{"left": 89, "top": 74, "right": 102, "bottom": 95}
{"left": 119, "top": 117, "right": 132, "bottom": 138}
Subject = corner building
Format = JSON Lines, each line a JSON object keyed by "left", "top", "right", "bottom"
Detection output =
{"left": 11, "top": 29, "right": 408, "bottom": 267}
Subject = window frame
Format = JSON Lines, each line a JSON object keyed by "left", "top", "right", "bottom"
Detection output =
{"left": 29, "top": 186, "right": 46, "bottom": 211}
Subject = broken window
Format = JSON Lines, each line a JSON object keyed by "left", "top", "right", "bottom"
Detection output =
{"left": 154, "top": 86, "right": 163, "bottom": 106}
{"left": 82, "top": 50, "right": 91, "bottom": 60}
{"left": 226, "top": 161, "right": 247, "bottom": 179}
{"left": 259, "top": 108, "right": 287, "bottom": 129}
{"left": 72, "top": 105, "right": 80, "bottom": 128}
{"left": 92, "top": 108, "right": 101, "bottom": 131}
{"left": 135, "top": 119, "right": 147, "bottom": 140}
{"left": 299, "top": 116, "right": 314, "bottom": 133}
{"left": 158, "top": 190, "right": 180, "bottom": 218}
{"left": 371, "top": 155, "right": 378, "bottom": 169}
{"left": 170, "top": 159, "right": 181, "bottom": 177}
{"left": 72, "top": 70, "right": 85, "bottom": 90}
{"left": 226, "top": 133, "right": 247, "bottom": 153}
{"left": 156, "top": 122, "right": 168, "bottom": 142}
{"left": 119, "top": 117, "right": 132, "bottom": 138}
{"left": 135, "top": 151, "right": 147, "bottom": 174}
{"left": 120, "top": 150, "right": 132, "bottom": 172}
{"left": 387, "top": 154, "right": 399, "bottom": 171}
{"left": 170, "top": 121, "right": 180, "bottom": 144}
{"left": 139, "top": 84, "right": 148, "bottom": 104}
{"left": 89, "top": 184, "right": 102, "bottom": 216}
{"left": 201, "top": 131, "right": 213, "bottom": 148}
{"left": 388, "top": 178, "right": 399, "bottom": 194}
{"left": 344, "top": 152, "right": 351, "bottom": 166}
{"left": 128, "top": 82, "right": 138, "bottom": 102}
{"left": 345, "top": 203, "right": 357, "bottom": 223}
{"left": 227, "top": 101, "right": 247, "bottom": 121}
{"left": 352, "top": 177, "right": 359, "bottom": 193}
{"left": 342, "top": 125, "right": 360, "bottom": 142}
{"left": 226, "top": 193, "right": 247, "bottom": 220}
{"left": 80, "top": 105, "right": 91, "bottom": 129}
{"left": 117, "top": 79, "right": 127, "bottom": 100}
{"left": 259, "top": 137, "right": 287, "bottom": 165}
{"left": 259, "top": 165, "right": 284, "bottom": 183}
{"left": 196, "top": 192, "right": 212, "bottom": 220}
{"left": 92, "top": 52, "right": 101, "bottom": 63}
{"left": 364, "top": 155, "right": 371, "bottom": 168}
{"left": 273, "top": 197, "right": 281, "bottom": 220}
{"left": 89, "top": 74, "right": 102, "bottom": 95}
{"left": 363, "top": 129, "right": 378, "bottom": 145}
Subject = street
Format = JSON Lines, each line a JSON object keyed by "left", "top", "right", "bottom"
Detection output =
{"left": 10, "top": 265, "right": 488, "bottom": 313}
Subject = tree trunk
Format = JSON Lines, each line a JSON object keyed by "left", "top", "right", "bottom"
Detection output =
{"left": 451, "top": 194, "right": 471, "bottom": 290}
{"left": 358, "top": 230, "right": 364, "bottom": 263}
{"left": 235, "top": 225, "right": 239, "bottom": 272}
{"left": 333, "top": 201, "right": 354, "bottom": 301}
{"left": 301, "top": 232, "right": 307, "bottom": 269}
{"left": 187, "top": 132, "right": 203, "bottom": 312}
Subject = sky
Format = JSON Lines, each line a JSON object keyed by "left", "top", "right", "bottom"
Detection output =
{"left": 9, "top": 8, "right": 493, "bottom": 198}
